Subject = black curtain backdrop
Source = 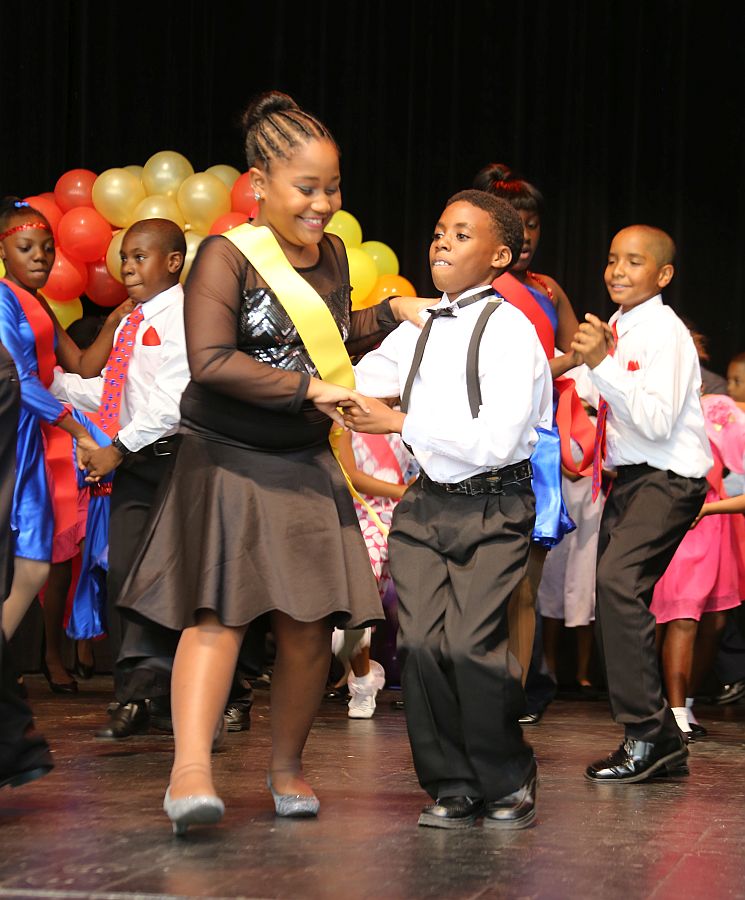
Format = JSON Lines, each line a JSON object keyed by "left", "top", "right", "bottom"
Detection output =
{"left": 3, "top": 0, "right": 743, "bottom": 370}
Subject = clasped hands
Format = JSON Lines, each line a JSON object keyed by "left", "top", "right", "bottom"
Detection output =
{"left": 75, "top": 434, "right": 124, "bottom": 483}
{"left": 570, "top": 313, "right": 616, "bottom": 369}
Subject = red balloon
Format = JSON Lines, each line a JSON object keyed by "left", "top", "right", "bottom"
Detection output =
{"left": 85, "top": 258, "right": 128, "bottom": 308}
{"left": 44, "top": 249, "right": 88, "bottom": 301}
{"left": 58, "top": 207, "right": 113, "bottom": 263}
{"left": 230, "top": 173, "right": 259, "bottom": 218}
{"left": 24, "top": 194, "right": 64, "bottom": 236}
{"left": 54, "top": 168, "right": 97, "bottom": 213}
{"left": 208, "top": 212, "right": 248, "bottom": 235}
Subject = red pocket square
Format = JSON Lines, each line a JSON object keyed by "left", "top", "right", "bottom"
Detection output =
{"left": 142, "top": 326, "right": 161, "bottom": 346}
{"left": 627, "top": 360, "right": 640, "bottom": 371}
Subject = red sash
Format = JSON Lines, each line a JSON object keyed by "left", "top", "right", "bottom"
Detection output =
{"left": 493, "top": 272, "right": 595, "bottom": 476}
{"left": 0, "top": 278, "right": 78, "bottom": 541}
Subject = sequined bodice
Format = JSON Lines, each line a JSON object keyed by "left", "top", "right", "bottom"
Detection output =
{"left": 236, "top": 284, "right": 351, "bottom": 375}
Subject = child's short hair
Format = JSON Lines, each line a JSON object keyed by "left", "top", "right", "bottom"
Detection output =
{"left": 125, "top": 218, "right": 186, "bottom": 273}
{"left": 446, "top": 189, "right": 524, "bottom": 264}
{"left": 626, "top": 225, "right": 676, "bottom": 266}
{"left": 730, "top": 351, "right": 745, "bottom": 367}
{"left": 241, "top": 90, "right": 338, "bottom": 171}
{"left": 0, "top": 196, "right": 50, "bottom": 233}
{"left": 473, "top": 163, "right": 544, "bottom": 214}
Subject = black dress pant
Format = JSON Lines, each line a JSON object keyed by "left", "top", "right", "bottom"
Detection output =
{"left": 595, "top": 464, "right": 708, "bottom": 741}
{"left": 389, "top": 477, "right": 535, "bottom": 802}
{"left": 107, "top": 441, "right": 179, "bottom": 702}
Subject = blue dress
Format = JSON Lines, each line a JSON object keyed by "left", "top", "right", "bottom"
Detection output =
{"left": 0, "top": 282, "right": 66, "bottom": 561}
{"left": 523, "top": 286, "right": 574, "bottom": 548}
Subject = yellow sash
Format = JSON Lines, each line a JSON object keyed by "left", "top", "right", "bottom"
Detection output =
{"left": 224, "top": 224, "right": 389, "bottom": 537}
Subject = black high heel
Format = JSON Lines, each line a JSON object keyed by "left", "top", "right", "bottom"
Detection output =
{"left": 40, "top": 659, "right": 78, "bottom": 695}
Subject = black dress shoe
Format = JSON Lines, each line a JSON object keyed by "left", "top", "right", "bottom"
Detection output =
{"left": 96, "top": 702, "right": 149, "bottom": 740}
{"left": 41, "top": 661, "right": 78, "bottom": 695}
{"left": 689, "top": 721, "right": 707, "bottom": 738}
{"left": 484, "top": 761, "right": 537, "bottom": 830}
{"left": 418, "top": 796, "right": 484, "bottom": 829}
{"left": 0, "top": 740, "right": 54, "bottom": 790}
{"left": 585, "top": 736, "right": 688, "bottom": 783}
{"left": 324, "top": 686, "right": 350, "bottom": 702}
{"left": 519, "top": 711, "right": 542, "bottom": 725}
{"left": 224, "top": 700, "right": 252, "bottom": 732}
{"left": 713, "top": 679, "right": 745, "bottom": 705}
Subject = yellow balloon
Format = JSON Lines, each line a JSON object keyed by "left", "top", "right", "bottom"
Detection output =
{"left": 92, "top": 168, "right": 146, "bottom": 227}
{"left": 124, "top": 165, "right": 144, "bottom": 179}
{"left": 325, "top": 210, "right": 363, "bottom": 248}
{"left": 206, "top": 164, "right": 241, "bottom": 190}
{"left": 177, "top": 172, "right": 231, "bottom": 234}
{"left": 45, "top": 295, "right": 83, "bottom": 330}
{"left": 131, "top": 194, "right": 186, "bottom": 229}
{"left": 0, "top": 258, "right": 4, "bottom": 278}
{"left": 142, "top": 150, "right": 194, "bottom": 198}
{"left": 105, "top": 229, "right": 126, "bottom": 282}
{"left": 361, "top": 240, "right": 399, "bottom": 277}
{"left": 347, "top": 248, "right": 379, "bottom": 309}
{"left": 180, "top": 230, "right": 206, "bottom": 284}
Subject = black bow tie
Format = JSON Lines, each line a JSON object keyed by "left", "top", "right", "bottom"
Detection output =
{"left": 426, "top": 287, "right": 497, "bottom": 320}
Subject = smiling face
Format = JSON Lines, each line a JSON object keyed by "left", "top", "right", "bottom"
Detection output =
{"left": 513, "top": 208, "right": 541, "bottom": 272}
{"left": 120, "top": 229, "right": 182, "bottom": 303}
{"left": 250, "top": 138, "right": 342, "bottom": 265}
{"left": 0, "top": 215, "right": 55, "bottom": 293}
{"left": 604, "top": 227, "right": 674, "bottom": 312}
{"left": 429, "top": 201, "right": 511, "bottom": 300}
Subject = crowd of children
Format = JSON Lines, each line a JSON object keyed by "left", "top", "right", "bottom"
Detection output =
{"left": 1, "top": 90, "right": 744, "bottom": 836}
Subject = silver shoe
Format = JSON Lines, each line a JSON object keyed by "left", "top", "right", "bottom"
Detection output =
{"left": 266, "top": 775, "right": 320, "bottom": 818}
{"left": 163, "top": 787, "right": 225, "bottom": 836}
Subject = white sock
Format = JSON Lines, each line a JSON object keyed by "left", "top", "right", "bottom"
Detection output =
{"left": 685, "top": 697, "right": 700, "bottom": 726}
{"left": 672, "top": 706, "right": 692, "bottom": 733}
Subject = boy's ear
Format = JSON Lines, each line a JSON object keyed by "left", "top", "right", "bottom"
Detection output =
{"left": 657, "top": 263, "right": 674, "bottom": 289}
{"left": 249, "top": 166, "right": 266, "bottom": 199}
{"left": 491, "top": 244, "right": 513, "bottom": 271}
{"left": 166, "top": 251, "right": 184, "bottom": 275}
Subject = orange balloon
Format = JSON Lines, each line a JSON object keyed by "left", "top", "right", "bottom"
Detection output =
{"left": 24, "top": 195, "right": 63, "bottom": 236}
{"left": 362, "top": 274, "right": 417, "bottom": 309}
{"left": 231, "top": 172, "right": 259, "bottom": 217}
{"left": 209, "top": 212, "right": 248, "bottom": 235}
{"left": 85, "top": 258, "right": 128, "bottom": 307}
{"left": 44, "top": 249, "right": 88, "bottom": 301}
{"left": 58, "top": 207, "right": 113, "bottom": 263}
{"left": 54, "top": 169, "right": 97, "bottom": 213}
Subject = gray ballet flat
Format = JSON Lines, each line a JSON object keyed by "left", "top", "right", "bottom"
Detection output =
{"left": 266, "top": 775, "right": 320, "bottom": 818}
{"left": 163, "top": 787, "right": 225, "bottom": 836}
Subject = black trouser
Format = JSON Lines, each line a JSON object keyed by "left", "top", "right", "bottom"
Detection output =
{"left": 107, "top": 438, "right": 179, "bottom": 702}
{"left": 389, "top": 477, "right": 535, "bottom": 802}
{"left": 595, "top": 464, "right": 708, "bottom": 742}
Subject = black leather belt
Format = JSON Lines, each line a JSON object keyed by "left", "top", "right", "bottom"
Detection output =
{"left": 136, "top": 436, "right": 180, "bottom": 458}
{"left": 421, "top": 460, "right": 533, "bottom": 496}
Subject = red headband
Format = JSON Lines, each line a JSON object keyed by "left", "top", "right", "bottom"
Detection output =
{"left": 0, "top": 221, "right": 52, "bottom": 241}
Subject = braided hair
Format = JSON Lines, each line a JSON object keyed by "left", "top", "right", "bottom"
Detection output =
{"left": 473, "top": 163, "right": 544, "bottom": 214}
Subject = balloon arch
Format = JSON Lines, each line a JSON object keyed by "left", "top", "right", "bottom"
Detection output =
{"left": 8, "top": 152, "right": 416, "bottom": 328}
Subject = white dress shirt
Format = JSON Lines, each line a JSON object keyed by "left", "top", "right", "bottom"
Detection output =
{"left": 51, "top": 284, "right": 189, "bottom": 453}
{"left": 588, "top": 295, "right": 712, "bottom": 478}
{"left": 353, "top": 285, "right": 553, "bottom": 483}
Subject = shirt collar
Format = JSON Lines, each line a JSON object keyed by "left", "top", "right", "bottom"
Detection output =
{"left": 610, "top": 294, "right": 663, "bottom": 337}
{"left": 139, "top": 283, "right": 184, "bottom": 321}
{"left": 437, "top": 284, "right": 495, "bottom": 314}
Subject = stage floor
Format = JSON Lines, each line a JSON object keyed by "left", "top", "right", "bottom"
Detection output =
{"left": 1, "top": 678, "right": 744, "bottom": 900}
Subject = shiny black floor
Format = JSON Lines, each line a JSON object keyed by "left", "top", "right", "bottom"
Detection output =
{"left": 1, "top": 677, "right": 744, "bottom": 900}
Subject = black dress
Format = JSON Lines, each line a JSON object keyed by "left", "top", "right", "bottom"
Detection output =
{"left": 116, "top": 233, "right": 396, "bottom": 640}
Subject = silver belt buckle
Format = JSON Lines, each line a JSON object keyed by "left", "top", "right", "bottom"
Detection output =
{"left": 153, "top": 439, "right": 172, "bottom": 457}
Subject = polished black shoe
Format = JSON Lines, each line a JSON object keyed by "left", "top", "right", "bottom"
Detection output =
{"left": 324, "top": 686, "right": 349, "bottom": 702}
{"left": 95, "top": 702, "right": 149, "bottom": 740}
{"left": 0, "top": 741, "right": 54, "bottom": 790}
{"left": 585, "top": 736, "right": 688, "bottom": 783}
{"left": 519, "top": 711, "right": 542, "bottom": 726}
{"left": 418, "top": 796, "right": 484, "bottom": 829}
{"left": 713, "top": 679, "right": 745, "bottom": 705}
{"left": 689, "top": 722, "right": 707, "bottom": 739}
{"left": 484, "top": 761, "right": 537, "bottom": 830}
{"left": 224, "top": 700, "right": 252, "bottom": 732}
{"left": 41, "top": 660, "right": 78, "bottom": 695}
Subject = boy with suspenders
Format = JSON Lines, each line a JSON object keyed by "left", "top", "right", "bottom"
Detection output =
{"left": 345, "top": 190, "right": 552, "bottom": 829}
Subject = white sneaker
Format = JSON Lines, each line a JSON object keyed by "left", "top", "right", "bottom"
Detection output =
{"left": 347, "top": 660, "right": 385, "bottom": 719}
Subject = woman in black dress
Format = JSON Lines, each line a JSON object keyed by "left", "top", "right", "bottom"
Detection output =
{"left": 118, "top": 91, "right": 426, "bottom": 834}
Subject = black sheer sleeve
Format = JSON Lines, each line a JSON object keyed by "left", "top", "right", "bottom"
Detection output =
{"left": 185, "top": 236, "right": 309, "bottom": 413}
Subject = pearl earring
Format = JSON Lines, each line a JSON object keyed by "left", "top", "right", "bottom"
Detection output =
{"left": 254, "top": 192, "right": 261, "bottom": 201}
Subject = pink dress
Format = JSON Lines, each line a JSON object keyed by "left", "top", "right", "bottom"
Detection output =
{"left": 652, "top": 395, "right": 745, "bottom": 623}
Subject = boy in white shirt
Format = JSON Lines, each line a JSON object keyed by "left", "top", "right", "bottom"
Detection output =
{"left": 345, "top": 190, "right": 552, "bottom": 829}
{"left": 572, "top": 225, "right": 711, "bottom": 783}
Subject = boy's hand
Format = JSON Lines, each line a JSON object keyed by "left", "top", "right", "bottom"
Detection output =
{"left": 306, "top": 377, "right": 371, "bottom": 428}
{"left": 388, "top": 296, "right": 434, "bottom": 329}
{"left": 342, "top": 396, "right": 406, "bottom": 434}
{"left": 75, "top": 434, "right": 100, "bottom": 471}
{"left": 84, "top": 444, "right": 125, "bottom": 482}
{"left": 570, "top": 314, "right": 613, "bottom": 369}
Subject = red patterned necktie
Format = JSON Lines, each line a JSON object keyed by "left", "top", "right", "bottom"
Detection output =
{"left": 99, "top": 306, "right": 144, "bottom": 435}
{"left": 591, "top": 321, "right": 618, "bottom": 501}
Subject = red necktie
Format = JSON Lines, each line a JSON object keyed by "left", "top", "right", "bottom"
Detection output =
{"left": 591, "top": 321, "right": 618, "bottom": 501}
{"left": 99, "top": 306, "right": 144, "bottom": 435}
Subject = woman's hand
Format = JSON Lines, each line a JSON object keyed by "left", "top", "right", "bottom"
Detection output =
{"left": 306, "top": 377, "right": 370, "bottom": 428}
{"left": 389, "top": 296, "right": 434, "bottom": 329}
{"left": 106, "top": 298, "right": 137, "bottom": 328}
